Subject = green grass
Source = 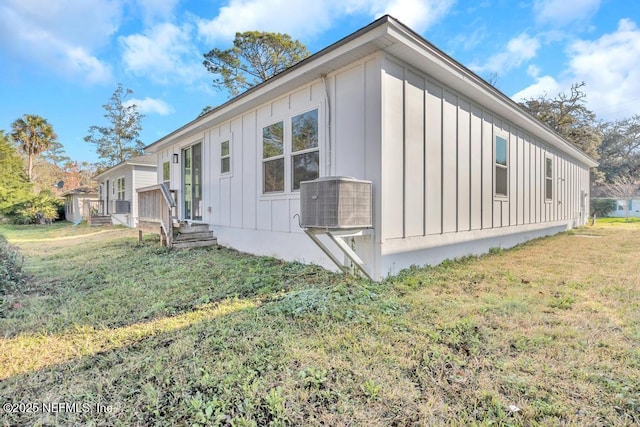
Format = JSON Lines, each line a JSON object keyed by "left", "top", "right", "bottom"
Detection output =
{"left": 1, "top": 222, "right": 639, "bottom": 426}
{"left": 595, "top": 216, "right": 640, "bottom": 224}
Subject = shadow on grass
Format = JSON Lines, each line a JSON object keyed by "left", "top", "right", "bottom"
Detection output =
{"left": 0, "top": 297, "right": 257, "bottom": 380}
{"left": 0, "top": 296, "right": 284, "bottom": 426}
{"left": 0, "top": 234, "right": 340, "bottom": 337}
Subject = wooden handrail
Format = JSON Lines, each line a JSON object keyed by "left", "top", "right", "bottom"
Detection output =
{"left": 137, "top": 183, "right": 175, "bottom": 247}
{"left": 83, "top": 199, "right": 104, "bottom": 218}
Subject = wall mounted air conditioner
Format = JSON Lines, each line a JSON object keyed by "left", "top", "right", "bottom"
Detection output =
{"left": 115, "top": 200, "right": 131, "bottom": 214}
{"left": 300, "top": 177, "right": 372, "bottom": 229}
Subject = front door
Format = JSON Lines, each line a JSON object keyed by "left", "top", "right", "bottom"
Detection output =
{"left": 182, "top": 143, "right": 202, "bottom": 221}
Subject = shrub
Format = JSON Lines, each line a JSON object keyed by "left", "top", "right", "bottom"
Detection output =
{"left": 10, "top": 192, "right": 62, "bottom": 224}
{"left": 0, "top": 242, "right": 25, "bottom": 298}
{"left": 590, "top": 198, "right": 616, "bottom": 217}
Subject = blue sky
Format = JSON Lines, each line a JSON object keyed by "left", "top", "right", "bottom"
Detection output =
{"left": 1, "top": 0, "right": 639, "bottom": 164}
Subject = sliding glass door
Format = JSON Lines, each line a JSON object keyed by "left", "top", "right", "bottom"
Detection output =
{"left": 182, "top": 143, "right": 202, "bottom": 221}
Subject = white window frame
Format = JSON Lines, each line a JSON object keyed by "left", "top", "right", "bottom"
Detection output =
{"left": 290, "top": 108, "right": 320, "bottom": 192}
{"left": 494, "top": 134, "right": 508, "bottom": 198}
{"left": 545, "top": 154, "right": 553, "bottom": 202}
{"left": 162, "top": 161, "right": 170, "bottom": 187}
{"left": 262, "top": 120, "right": 286, "bottom": 193}
{"left": 220, "top": 140, "right": 231, "bottom": 176}
{"left": 260, "top": 106, "right": 321, "bottom": 196}
{"left": 117, "top": 177, "right": 125, "bottom": 201}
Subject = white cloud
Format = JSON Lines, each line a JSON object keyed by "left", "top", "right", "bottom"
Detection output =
{"left": 511, "top": 75, "right": 561, "bottom": 101}
{"left": 533, "top": 0, "right": 601, "bottom": 27}
{"left": 512, "top": 19, "right": 640, "bottom": 120}
{"left": 370, "top": 0, "right": 454, "bottom": 33}
{"left": 0, "top": 0, "right": 120, "bottom": 83}
{"left": 124, "top": 97, "right": 173, "bottom": 115}
{"left": 120, "top": 23, "right": 205, "bottom": 84}
{"left": 136, "top": 0, "right": 179, "bottom": 25}
{"left": 197, "top": 0, "right": 454, "bottom": 42}
{"left": 471, "top": 33, "right": 540, "bottom": 73}
{"left": 66, "top": 47, "right": 113, "bottom": 84}
{"left": 449, "top": 25, "right": 486, "bottom": 52}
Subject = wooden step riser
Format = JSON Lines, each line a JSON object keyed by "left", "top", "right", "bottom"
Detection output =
{"left": 172, "top": 239, "right": 218, "bottom": 249}
{"left": 174, "top": 232, "right": 214, "bottom": 241}
{"left": 174, "top": 225, "right": 211, "bottom": 233}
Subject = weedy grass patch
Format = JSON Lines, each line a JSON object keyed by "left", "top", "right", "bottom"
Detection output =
{"left": 1, "top": 222, "right": 639, "bottom": 426}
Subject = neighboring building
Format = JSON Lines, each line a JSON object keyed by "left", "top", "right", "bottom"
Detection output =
{"left": 93, "top": 155, "right": 157, "bottom": 227}
{"left": 591, "top": 185, "right": 640, "bottom": 218}
{"left": 62, "top": 186, "right": 99, "bottom": 224}
{"left": 142, "top": 15, "right": 597, "bottom": 280}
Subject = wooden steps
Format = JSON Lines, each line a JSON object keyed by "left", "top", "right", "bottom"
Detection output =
{"left": 89, "top": 215, "right": 112, "bottom": 226}
{"left": 172, "top": 223, "right": 217, "bottom": 249}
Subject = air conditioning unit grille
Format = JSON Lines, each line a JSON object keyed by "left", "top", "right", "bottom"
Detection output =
{"left": 115, "top": 200, "right": 131, "bottom": 214}
{"left": 300, "top": 177, "right": 372, "bottom": 229}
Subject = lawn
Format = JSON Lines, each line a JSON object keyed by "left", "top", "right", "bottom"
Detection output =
{"left": 1, "top": 222, "right": 639, "bottom": 426}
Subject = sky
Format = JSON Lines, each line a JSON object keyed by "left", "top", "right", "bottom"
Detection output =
{"left": 1, "top": 0, "right": 639, "bottom": 164}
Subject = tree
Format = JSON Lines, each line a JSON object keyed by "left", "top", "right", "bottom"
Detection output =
{"left": 10, "top": 114, "right": 58, "bottom": 181}
{"left": 598, "top": 115, "right": 640, "bottom": 183}
{"left": 0, "top": 131, "right": 32, "bottom": 214}
{"left": 519, "top": 82, "right": 602, "bottom": 160}
{"left": 203, "top": 31, "right": 310, "bottom": 96}
{"left": 42, "top": 140, "right": 71, "bottom": 169}
{"left": 84, "top": 84, "right": 145, "bottom": 168}
{"left": 199, "top": 105, "right": 214, "bottom": 117}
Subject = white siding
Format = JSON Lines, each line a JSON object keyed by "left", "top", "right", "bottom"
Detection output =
{"left": 457, "top": 99, "right": 471, "bottom": 232}
{"left": 382, "top": 60, "right": 405, "bottom": 239}
{"left": 425, "top": 81, "right": 442, "bottom": 235}
{"left": 150, "top": 47, "right": 591, "bottom": 281}
{"left": 442, "top": 89, "right": 458, "bottom": 233}
{"left": 405, "top": 69, "right": 425, "bottom": 237}
{"left": 157, "top": 54, "right": 384, "bottom": 274}
{"left": 379, "top": 53, "right": 592, "bottom": 276}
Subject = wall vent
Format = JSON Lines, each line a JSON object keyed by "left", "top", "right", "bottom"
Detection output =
{"left": 300, "top": 177, "right": 372, "bottom": 229}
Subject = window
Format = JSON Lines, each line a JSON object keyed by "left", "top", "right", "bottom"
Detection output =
{"left": 263, "top": 121, "right": 285, "bottom": 193}
{"left": 162, "top": 161, "right": 170, "bottom": 187}
{"left": 495, "top": 136, "right": 508, "bottom": 197}
{"left": 117, "top": 177, "right": 125, "bottom": 200}
{"left": 262, "top": 108, "right": 320, "bottom": 194}
{"left": 545, "top": 156, "right": 553, "bottom": 201}
{"left": 291, "top": 109, "right": 319, "bottom": 190}
{"left": 221, "top": 140, "right": 231, "bottom": 174}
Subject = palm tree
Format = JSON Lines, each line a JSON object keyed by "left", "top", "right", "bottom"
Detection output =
{"left": 11, "top": 114, "right": 58, "bottom": 181}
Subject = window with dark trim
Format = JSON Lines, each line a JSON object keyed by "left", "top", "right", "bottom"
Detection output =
{"left": 221, "top": 140, "right": 231, "bottom": 174}
{"left": 545, "top": 156, "right": 553, "bottom": 201}
{"left": 495, "top": 136, "right": 508, "bottom": 197}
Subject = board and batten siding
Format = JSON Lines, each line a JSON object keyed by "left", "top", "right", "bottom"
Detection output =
{"left": 155, "top": 54, "right": 384, "bottom": 272}
{"left": 380, "top": 55, "right": 591, "bottom": 261}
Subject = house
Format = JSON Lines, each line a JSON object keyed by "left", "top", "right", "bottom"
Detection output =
{"left": 62, "top": 186, "right": 99, "bottom": 224}
{"left": 141, "top": 15, "right": 597, "bottom": 280}
{"left": 591, "top": 185, "right": 640, "bottom": 218}
{"left": 93, "top": 155, "right": 157, "bottom": 227}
